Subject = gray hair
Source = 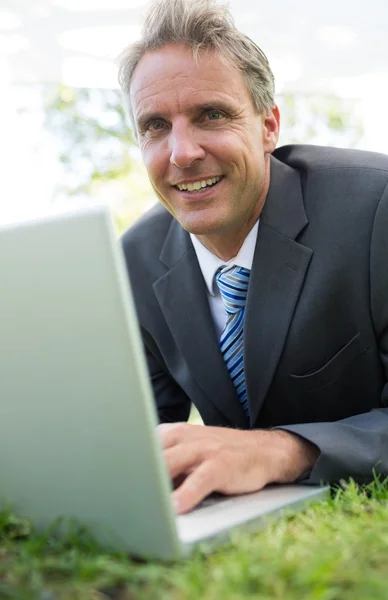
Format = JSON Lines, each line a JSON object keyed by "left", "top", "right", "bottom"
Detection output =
{"left": 118, "top": 0, "right": 275, "bottom": 132}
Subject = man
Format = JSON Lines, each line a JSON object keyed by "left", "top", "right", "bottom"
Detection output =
{"left": 118, "top": 0, "right": 388, "bottom": 514}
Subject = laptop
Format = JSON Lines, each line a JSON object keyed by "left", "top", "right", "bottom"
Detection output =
{"left": 0, "top": 205, "right": 328, "bottom": 560}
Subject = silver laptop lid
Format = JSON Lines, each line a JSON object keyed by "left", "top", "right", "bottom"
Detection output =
{"left": 0, "top": 206, "right": 180, "bottom": 560}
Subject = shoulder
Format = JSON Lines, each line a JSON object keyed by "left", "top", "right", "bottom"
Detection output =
{"left": 120, "top": 203, "right": 175, "bottom": 287}
{"left": 273, "top": 144, "right": 388, "bottom": 221}
{"left": 273, "top": 144, "right": 388, "bottom": 175}
{"left": 121, "top": 202, "right": 173, "bottom": 258}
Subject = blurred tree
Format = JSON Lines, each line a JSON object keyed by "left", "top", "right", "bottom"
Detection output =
{"left": 44, "top": 85, "right": 134, "bottom": 191}
{"left": 278, "top": 93, "right": 364, "bottom": 148}
{"left": 43, "top": 85, "right": 364, "bottom": 234}
{"left": 43, "top": 84, "right": 155, "bottom": 234}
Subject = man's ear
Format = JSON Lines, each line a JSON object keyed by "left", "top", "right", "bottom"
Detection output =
{"left": 262, "top": 105, "right": 280, "bottom": 154}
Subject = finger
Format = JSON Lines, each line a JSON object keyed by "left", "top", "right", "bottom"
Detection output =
{"left": 164, "top": 444, "right": 201, "bottom": 480}
{"left": 157, "top": 422, "right": 186, "bottom": 434}
{"left": 159, "top": 423, "right": 203, "bottom": 449}
{"left": 172, "top": 461, "right": 219, "bottom": 515}
{"left": 156, "top": 422, "right": 186, "bottom": 448}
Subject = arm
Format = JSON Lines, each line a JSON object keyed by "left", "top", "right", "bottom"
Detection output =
{"left": 143, "top": 328, "right": 192, "bottom": 424}
{"left": 276, "top": 409, "right": 388, "bottom": 484}
{"left": 277, "top": 180, "right": 388, "bottom": 484}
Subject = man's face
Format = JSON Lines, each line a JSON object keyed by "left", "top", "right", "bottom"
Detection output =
{"left": 130, "top": 43, "right": 279, "bottom": 237}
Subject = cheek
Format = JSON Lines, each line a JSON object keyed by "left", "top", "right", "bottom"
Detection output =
{"left": 142, "top": 143, "right": 168, "bottom": 184}
{"left": 244, "top": 139, "right": 265, "bottom": 174}
{"left": 210, "top": 131, "right": 258, "bottom": 173}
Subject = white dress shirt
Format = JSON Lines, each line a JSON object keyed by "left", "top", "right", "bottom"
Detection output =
{"left": 190, "top": 221, "right": 259, "bottom": 338}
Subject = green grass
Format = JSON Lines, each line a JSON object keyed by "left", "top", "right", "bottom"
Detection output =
{"left": 1, "top": 479, "right": 388, "bottom": 599}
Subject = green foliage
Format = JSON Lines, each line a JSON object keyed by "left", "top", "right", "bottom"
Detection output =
{"left": 43, "top": 84, "right": 156, "bottom": 235}
{"left": 1, "top": 480, "right": 388, "bottom": 598}
{"left": 43, "top": 84, "right": 135, "bottom": 194}
{"left": 278, "top": 93, "right": 364, "bottom": 148}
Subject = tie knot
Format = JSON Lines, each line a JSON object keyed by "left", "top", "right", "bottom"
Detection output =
{"left": 216, "top": 265, "right": 251, "bottom": 314}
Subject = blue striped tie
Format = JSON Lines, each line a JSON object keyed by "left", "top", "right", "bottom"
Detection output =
{"left": 216, "top": 265, "right": 251, "bottom": 417}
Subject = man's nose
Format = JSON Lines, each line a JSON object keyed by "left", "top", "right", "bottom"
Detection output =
{"left": 169, "top": 124, "right": 206, "bottom": 168}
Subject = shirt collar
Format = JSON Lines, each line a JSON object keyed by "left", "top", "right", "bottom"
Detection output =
{"left": 190, "top": 220, "right": 259, "bottom": 296}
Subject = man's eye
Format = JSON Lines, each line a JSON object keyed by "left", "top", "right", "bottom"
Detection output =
{"left": 207, "top": 111, "right": 223, "bottom": 120}
{"left": 146, "top": 121, "right": 164, "bottom": 132}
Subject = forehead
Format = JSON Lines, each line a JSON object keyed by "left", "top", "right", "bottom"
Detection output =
{"left": 130, "top": 43, "right": 252, "bottom": 119}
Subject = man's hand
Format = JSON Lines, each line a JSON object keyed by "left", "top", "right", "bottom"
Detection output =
{"left": 157, "top": 423, "right": 320, "bottom": 514}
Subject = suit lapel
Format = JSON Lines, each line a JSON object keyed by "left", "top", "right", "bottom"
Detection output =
{"left": 245, "top": 156, "right": 313, "bottom": 425}
{"left": 152, "top": 155, "right": 313, "bottom": 429}
{"left": 153, "top": 220, "right": 248, "bottom": 429}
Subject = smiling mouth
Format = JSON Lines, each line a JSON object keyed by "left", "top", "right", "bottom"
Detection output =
{"left": 174, "top": 176, "right": 223, "bottom": 193}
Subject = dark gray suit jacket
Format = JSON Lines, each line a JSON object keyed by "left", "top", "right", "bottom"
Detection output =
{"left": 121, "top": 144, "right": 388, "bottom": 485}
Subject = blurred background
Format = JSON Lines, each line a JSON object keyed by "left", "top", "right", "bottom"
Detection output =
{"left": 2, "top": 0, "right": 388, "bottom": 233}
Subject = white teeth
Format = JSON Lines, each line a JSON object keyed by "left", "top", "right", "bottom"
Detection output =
{"left": 177, "top": 176, "right": 221, "bottom": 192}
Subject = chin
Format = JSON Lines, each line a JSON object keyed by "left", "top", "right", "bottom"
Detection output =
{"left": 178, "top": 211, "right": 226, "bottom": 236}
{"left": 180, "top": 220, "right": 222, "bottom": 236}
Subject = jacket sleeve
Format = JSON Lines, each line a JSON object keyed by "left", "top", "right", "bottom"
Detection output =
{"left": 277, "top": 180, "right": 388, "bottom": 484}
{"left": 142, "top": 328, "right": 192, "bottom": 424}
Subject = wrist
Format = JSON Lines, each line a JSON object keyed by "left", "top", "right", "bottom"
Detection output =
{"left": 266, "top": 429, "right": 320, "bottom": 484}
